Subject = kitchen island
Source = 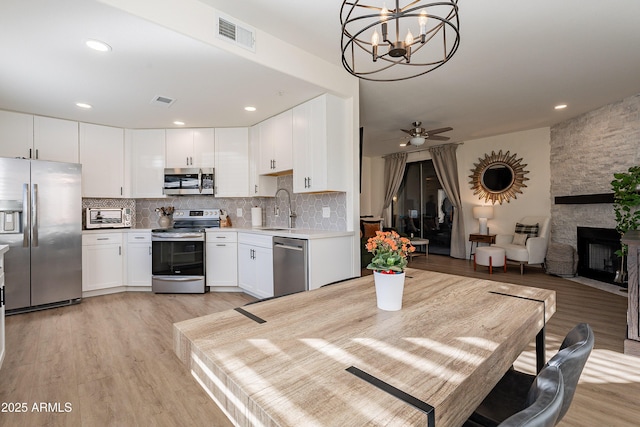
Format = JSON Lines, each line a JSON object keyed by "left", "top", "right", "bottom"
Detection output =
{"left": 174, "top": 268, "right": 555, "bottom": 426}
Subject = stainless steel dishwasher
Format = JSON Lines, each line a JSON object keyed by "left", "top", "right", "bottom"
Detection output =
{"left": 273, "top": 236, "right": 308, "bottom": 297}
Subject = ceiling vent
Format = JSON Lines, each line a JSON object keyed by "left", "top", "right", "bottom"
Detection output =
{"left": 216, "top": 14, "right": 256, "bottom": 52}
{"left": 151, "top": 95, "right": 175, "bottom": 108}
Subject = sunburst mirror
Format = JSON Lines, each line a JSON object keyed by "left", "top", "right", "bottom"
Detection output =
{"left": 469, "top": 150, "right": 529, "bottom": 204}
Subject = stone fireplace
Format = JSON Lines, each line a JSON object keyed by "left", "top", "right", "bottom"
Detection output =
{"left": 550, "top": 93, "right": 640, "bottom": 286}
{"left": 577, "top": 226, "right": 623, "bottom": 285}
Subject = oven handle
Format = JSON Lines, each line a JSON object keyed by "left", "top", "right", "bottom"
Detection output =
{"left": 152, "top": 277, "right": 202, "bottom": 282}
{"left": 152, "top": 233, "right": 204, "bottom": 240}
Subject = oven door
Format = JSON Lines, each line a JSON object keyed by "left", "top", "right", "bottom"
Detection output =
{"left": 152, "top": 237, "right": 206, "bottom": 293}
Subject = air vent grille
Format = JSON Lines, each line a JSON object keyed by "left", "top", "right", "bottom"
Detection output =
{"left": 150, "top": 95, "right": 175, "bottom": 107}
{"left": 217, "top": 15, "right": 255, "bottom": 51}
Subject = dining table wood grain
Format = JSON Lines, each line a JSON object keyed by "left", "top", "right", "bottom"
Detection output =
{"left": 173, "top": 268, "right": 556, "bottom": 427}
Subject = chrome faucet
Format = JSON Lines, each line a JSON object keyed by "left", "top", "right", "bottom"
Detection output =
{"left": 274, "top": 188, "right": 296, "bottom": 229}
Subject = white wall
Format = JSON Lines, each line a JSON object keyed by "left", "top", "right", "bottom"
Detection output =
{"left": 457, "top": 127, "right": 551, "bottom": 254}
{"left": 360, "top": 127, "right": 552, "bottom": 255}
{"left": 359, "top": 156, "right": 385, "bottom": 217}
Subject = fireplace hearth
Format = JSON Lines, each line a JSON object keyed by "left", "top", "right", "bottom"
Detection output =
{"left": 577, "top": 226, "right": 626, "bottom": 286}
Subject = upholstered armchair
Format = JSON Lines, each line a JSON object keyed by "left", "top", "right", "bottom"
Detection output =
{"left": 493, "top": 216, "right": 550, "bottom": 274}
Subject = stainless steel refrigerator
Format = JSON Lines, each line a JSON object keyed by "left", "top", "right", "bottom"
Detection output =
{"left": 0, "top": 158, "right": 82, "bottom": 313}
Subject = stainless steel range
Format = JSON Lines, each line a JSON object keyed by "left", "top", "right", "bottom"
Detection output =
{"left": 151, "top": 209, "right": 220, "bottom": 293}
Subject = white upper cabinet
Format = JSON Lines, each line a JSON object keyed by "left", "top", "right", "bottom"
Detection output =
{"left": 128, "top": 129, "right": 166, "bottom": 198}
{"left": 0, "top": 112, "right": 80, "bottom": 163}
{"left": 80, "top": 123, "right": 125, "bottom": 198}
{"left": 292, "top": 94, "right": 349, "bottom": 193}
{"left": 258, "top": 110, "right": 293, "bottom": 175}
{"left": 0, "top": 110, "right": 34, "bottom": 159}
{"left": 249, "top": 124, "right": 277, "bottom": 197}
{"left": 166, "top": 128, "right": 215, "bottom": 168}
{"left": 214, "top": 127, "right": 250, "bottom": 197}
{"left": 33, "top": 116, "right": 79, "bottom": 163}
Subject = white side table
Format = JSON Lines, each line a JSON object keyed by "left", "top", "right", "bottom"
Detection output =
{"left": 409, "top": 238, "right": 429, "bottom": 262}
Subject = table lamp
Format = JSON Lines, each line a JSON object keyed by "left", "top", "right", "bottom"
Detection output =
{"left": 473, "top": 206, "right": 494, "bottom": 235}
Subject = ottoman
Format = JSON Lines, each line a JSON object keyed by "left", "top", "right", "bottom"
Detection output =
{"left": 474, "top": 246, "right": 507, "bottom": 274}
{"left": 544, "top": 243, "right": 578, "bottom": 277}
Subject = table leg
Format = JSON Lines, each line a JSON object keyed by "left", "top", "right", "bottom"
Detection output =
{"left": 536, "top": 326, "right": 546, "bottom": 373}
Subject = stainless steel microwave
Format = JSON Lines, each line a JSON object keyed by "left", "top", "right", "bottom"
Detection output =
{"left": 163, "top": 168, "right": 214, "bottom": 196}
{"left": 86, "top": 208, "right": 132, "bottom": 229}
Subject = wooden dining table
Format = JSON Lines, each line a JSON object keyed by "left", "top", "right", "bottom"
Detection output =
{"left": 173, "top": 268, "right": 556, "bottom": 427}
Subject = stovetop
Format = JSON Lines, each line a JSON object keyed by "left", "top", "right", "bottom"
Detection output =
{"left": 153, "top": 209, "right": 221, "bottom": 233}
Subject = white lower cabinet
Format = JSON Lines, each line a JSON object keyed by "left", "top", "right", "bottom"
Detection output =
{"left": 206, "top": 232, "right": 238, "bottom": 287}
{"left": 126, "top": 232, "right": 152, "bottom": 287}
{"left": 237, "top": 233, "right": 273, "bottom": 299}
{"left": 82, "top": 233, "right": 124, "bottom": 292}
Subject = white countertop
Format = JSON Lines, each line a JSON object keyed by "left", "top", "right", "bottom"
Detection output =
{"left": 207, "top": 227, "right": 354, "bottom": 240}
{"left": 82, "top": 227, "right": 353, "bottom": 240}
{"left": 83, "top": 228, "right": 152, "bottom": 234}
{"left": 0, "top": 245, "right": 8, "bottom": 256}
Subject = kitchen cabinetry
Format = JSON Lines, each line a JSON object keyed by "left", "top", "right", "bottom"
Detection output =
{"left": 0, "top": 110, "right": 33, "bottom": 159}
{"left": 249, "top": 124, "right": 277, "bottom": 197}
{"left": 206, "top": 232, "right": 238, "bottom": 287}
{"left": 258, "top": 110, "right": 293, "bottom": 175}
{"left": 214, "top": 128, "right": 249, "bottom": 197}
{"left": 128, "top": 129, "right": 166, "bottom": 198}
{"left": 238, "top": 233, "right": 273, "bottom": 298}
{"left": 82, "top": 233, "right": 123, "bottom": 293}
{"left": 0, "top": 112, "right": 79, "bottom": 162}
{"left": 0, "top": 247, "right": 6, "bottom": 369}
{"left": 292, "top": 94, "right": 348, "bottom": 193}
{"left": 80, "top": 123, "right": 125, "bottom": 198}
{"left": 33, "top": 116, "right": 79, "bottom": 163}
{"left": 166, "top": 128, "right": 215, "bottom": 168}
{"left": 126, "top": 231, "right": 152, "bottom": 287}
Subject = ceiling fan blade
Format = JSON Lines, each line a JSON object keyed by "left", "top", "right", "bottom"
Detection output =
{"left": 426, "top": 127, "right": 453, "bottom": 135}
{"left": 427, "top": 135, "right": 450, "bottom": 141}
{"left": 400, "top": 129, "right": 414, "bottom": 135}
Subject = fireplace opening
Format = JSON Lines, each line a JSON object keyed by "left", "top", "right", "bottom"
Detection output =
{"left": 577, "top": 226, "right": 625, "bottom": 286}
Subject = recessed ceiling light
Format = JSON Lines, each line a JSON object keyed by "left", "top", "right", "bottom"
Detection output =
{"left": 173, "top": 121, "right": 185, "bottom": 126}
{"left": 75, "top": 102, "right": 92, "bottom": 109}
{"left": 244, "top": 106, "right": 257, "bottom": 112}
{"left": 85, "top": 39, "right": 111, "bottom": 52}
{"left": 555, "top": 104, "right": 567, "bottom": 110}
{"left": 399, "top": 142, "right": 407, "bottom": 147}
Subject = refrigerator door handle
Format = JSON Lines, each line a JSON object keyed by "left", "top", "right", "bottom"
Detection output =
{"left": 31, "top": 183, "right": 38, "bottom": 247}
{"left": 23, "top": 183, "right": 29, "bottom": 247}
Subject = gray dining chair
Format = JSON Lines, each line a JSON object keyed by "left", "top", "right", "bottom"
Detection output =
{"left": 464, "top": 366, "right": 564, "bottom": 427}
{"left": 469, "top": 323, "right": 594, "bottom": 426}
{"left": 498, "top": 365, "right": 564, "bottom": 427}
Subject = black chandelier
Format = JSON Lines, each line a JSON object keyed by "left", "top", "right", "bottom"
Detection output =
{"left": 340, "top": 1, "right": 460, "bottom": 82}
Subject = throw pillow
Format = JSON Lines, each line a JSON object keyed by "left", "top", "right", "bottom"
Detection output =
{"left": 515, "top": 222, "right": 539, "bottom": 238}
{"left": 363, "top": 222, "right": 381, "bottom": 239}
{"left": 512, "top": 233, "right": 528, "bottom": 246}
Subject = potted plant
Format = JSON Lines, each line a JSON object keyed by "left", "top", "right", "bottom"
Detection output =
{"left": 611, "top": 166, "right": 640, "bottom": 284}
{"left": 366, "top": 230, "right": 415, "bottom": 310}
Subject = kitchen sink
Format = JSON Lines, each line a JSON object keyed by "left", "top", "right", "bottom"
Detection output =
{"left": 261, "top": 227, "right": 290, "bottom": 231}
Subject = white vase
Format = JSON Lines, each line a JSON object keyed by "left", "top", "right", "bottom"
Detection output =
{"left": 158, "top": 215, "right": 171, "bottom": 229}
{"left": 373, "top": 271, "right": 406, "bottom": 311}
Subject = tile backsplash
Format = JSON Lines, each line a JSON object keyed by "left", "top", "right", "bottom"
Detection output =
{"left": 83, "top": 175, "right": 347, "bottom": 230}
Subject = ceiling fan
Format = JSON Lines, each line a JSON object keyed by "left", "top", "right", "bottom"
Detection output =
{"left": 400, "top": 121, "right": 453, "bottom": 147}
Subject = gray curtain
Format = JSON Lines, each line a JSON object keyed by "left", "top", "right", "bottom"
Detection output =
{"left": 428, "top": 144, "right": 466, "bottom": 259}
{"left": 381, "top": 152, "right": 407, "bottom": 227}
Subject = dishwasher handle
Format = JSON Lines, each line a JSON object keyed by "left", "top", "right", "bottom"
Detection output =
{"left": 274, "top": 243, "right": 304, "bottom": 251}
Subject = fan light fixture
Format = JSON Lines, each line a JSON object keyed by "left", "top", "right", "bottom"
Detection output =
{"left": 410, "top": 136, "right": 425, "bottom": 146}
{"left": 341, "top": 0, "right": 460, "bottom": 82}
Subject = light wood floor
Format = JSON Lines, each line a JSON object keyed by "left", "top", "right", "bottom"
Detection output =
{"left": 1, "top": 256, "right": 639, "bottom": 426}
